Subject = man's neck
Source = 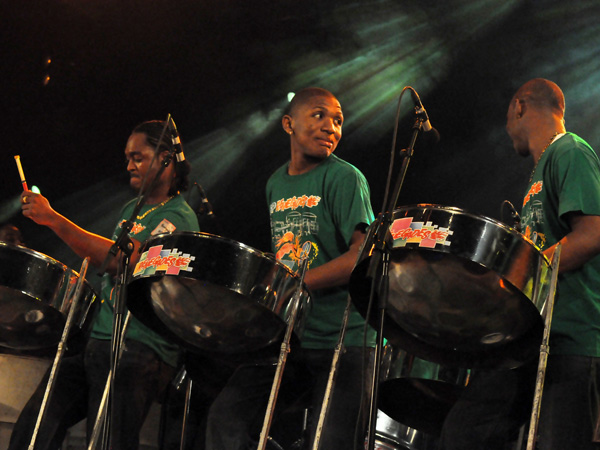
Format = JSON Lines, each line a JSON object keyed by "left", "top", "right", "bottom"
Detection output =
{"left": 143, "top": 189, "right": 173, "bottom": 205}
{"left": 530, "top": 122, "right": 566, "bottom": 163}
{"left": 288, "top": 155, "right": 329, "bottom": 176}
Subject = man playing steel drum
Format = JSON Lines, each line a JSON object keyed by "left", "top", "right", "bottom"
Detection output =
{"left": 205, "top": 87, "right": 376, "bottom": 450}
{"left": 441, "top": 79, "right": 600, "bottom": 450}
{"left": 10, "top": 120, "right": 199, "bottom": 450}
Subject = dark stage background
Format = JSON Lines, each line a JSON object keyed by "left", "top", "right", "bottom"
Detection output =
{"left": 2, "top": 0, "right": 599, "bottom": 288}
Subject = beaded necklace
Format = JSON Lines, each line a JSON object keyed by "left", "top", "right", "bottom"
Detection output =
{"left": 528, "top": 132, "right": 560, "bottom": 183}
{"left": 136, "top": 196, "right": 174, "bottom": 220}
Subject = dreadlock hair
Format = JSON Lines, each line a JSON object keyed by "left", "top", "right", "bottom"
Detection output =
{"left": 132, "top": 120, "right": 191, "bottom": 195}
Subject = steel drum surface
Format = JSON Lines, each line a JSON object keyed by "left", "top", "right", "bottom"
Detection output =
{"left": 126, "top": 232, "right": 311, "bottom": 360}
{"left": 350, "top": 204, "right": 551, "bottom": 369}
{"left": 377, "top": 345, "right": 469, "bottom": 437}
{"left": 0, "top": 242, "right": 98, "bottom": 351}
{"left": 373, "top": 409, "right": 439, "bottom": 450}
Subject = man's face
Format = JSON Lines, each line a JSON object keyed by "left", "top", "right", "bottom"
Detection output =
{"left": 0, "top": 226, "right": 23, "bottom": 245}
{"left": 125, "top": 132, "right": 174, "bottom": 193}
{"left": 289, "top": 94, "right": 343, "bottom": 163}
{"left": 506, "top": 98, "right": 529, "bottom": 157}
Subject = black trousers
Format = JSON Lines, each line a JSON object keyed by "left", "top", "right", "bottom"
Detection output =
{"left": 205, "top": 347, "right": 374, "bottom": 450}
{"left": 8, "top": 338, "right": 175, "bottom": 450}
{"left": 438, "top": 361, "right": 537, "bottom": 450}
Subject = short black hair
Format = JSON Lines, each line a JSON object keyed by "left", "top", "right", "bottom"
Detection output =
{"left": 285, "top": 87, "right": 338, "bottom": 116}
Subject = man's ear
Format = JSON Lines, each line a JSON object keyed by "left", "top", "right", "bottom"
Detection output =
{"left": 515, "top": 98, "right": 525, "bottom": 118}
{"left": 282, "top": 115, "right": 294, "bottom": 135}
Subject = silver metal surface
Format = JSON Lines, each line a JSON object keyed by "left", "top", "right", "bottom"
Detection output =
{"left": 378, "top": 345, "right": 469, "bottom": 437}
{"left": 374, "top": 409, "right": 439, "bottom": 450}
{"left": 0, "top": 242, "right": 98, "bottom": 351}
{"left": 127, "top": 232, "right": 311, "bottom": 360}
{"left": 350, "top": 204, "right": 551, "bottom": 369}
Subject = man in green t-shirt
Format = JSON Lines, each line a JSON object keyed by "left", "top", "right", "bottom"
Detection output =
{"left": 10, "top": 120, "right": 200, "bottom": 449}
{"left": 441, "top": 79, "right": 600, "bottom": 450}
{"left": 510, "top": 78, "right": 600, "bottom": 449}
{"left": 206, "top": 88, "right": 375, "bottom": 449}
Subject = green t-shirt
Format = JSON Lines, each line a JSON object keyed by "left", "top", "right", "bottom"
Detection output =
{"left": 266, "top": 153, "right": 376, "bottom": 349}
{"left": 90, "top": 194, "right": 200, "bottom": 366}
{"left": 521, "top": 132, "right": 600, "bottom": 357}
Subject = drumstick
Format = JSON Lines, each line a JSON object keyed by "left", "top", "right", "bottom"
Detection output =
{"left": 14, "top": 155, "right": 28, "bottom": 191}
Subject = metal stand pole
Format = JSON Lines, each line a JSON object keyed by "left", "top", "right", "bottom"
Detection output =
{"left": 257, "top": 256, "right": 309, "bottom": 450}
{"left": 29, "top": 257, "right": 90, "bottom": 450}
{"left": 180, "top": 375, "right": 193, "bottom": 450}
{"left": 311, "top": 294, "right": 352, "bottom": 450}
{"left": 88, "top": 115, "right": 174, "bottom": 449}
{"left": 526, "top": 244, "right": 561, "bottom": 450}
{"left": 87, "top": 312, "right": 131, "bottom": 450}
{"left": 365, "top": 250, "right": 390, "bottom": 450}
{"left": 364, "top": 87, "right": 425, "bottom": 450}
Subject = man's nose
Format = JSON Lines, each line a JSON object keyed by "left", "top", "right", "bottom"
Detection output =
{"left": 321, "top": 118, "right": 335, "bottom": 132}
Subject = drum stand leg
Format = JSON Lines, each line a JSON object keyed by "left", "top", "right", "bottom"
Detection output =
{"left": 311, "top": 293, "right": 352, "bottom": 450}
{"left": 180, "top": 372, "right": 193, "bottom": 450}
{"left": 525, "top": 244, "right": 561, "bottom": 450}
{"left": 257, "top": 256, "right": 309, "bottom": 450}
{"left": 28, "top": 257, "right": 90, "bottom": 450}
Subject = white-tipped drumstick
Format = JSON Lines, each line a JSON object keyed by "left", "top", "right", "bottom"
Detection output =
{"left": 14, "top": 155, "right": 28, "bottom": 191}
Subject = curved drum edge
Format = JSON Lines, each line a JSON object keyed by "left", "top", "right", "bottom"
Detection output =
{"left": 126, "top": 231, "right": 312, "bottom": 363}
{"left": 349, "top": 204, "right": 551, "bottom": 370}
{"left": 0, "top": 242, "right": 98, "bottom": 353}
{"left": 374, "top": 409, "right": 440, "bottom": 450}
{"left": 377, "top": 345, "right": 470, "bottom": 437}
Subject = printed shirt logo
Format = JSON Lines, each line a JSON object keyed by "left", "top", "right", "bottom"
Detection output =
{"left": 271, "top": 195, "right": 321, "bottom": 213}
{"left": 151, "top": 218, "right": 176, "bottom": 236}
{"left": 389, "top": 217, "right": 453, "bottom": 248}
{"left": 120, "top": 220, "right": 145, "bottom": 235}
{"left": 133, "top": 245, "right": 195, "bottom": 277}
{"left": 522, "top": 199, "right": 546, "bottom": 249}
{"left": 274, "top": 231, "right": 318, "bottom": 270}
{"left": 523, "top": 181, "right": 543, "bottom": 207}
{"left": 270, "top": 195, "right": 321, "bottom": 272}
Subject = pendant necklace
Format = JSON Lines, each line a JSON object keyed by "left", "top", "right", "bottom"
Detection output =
{"left": 528, "top": 132, "right": 560, "bottom": 183}
{"left": 137, "top": 196, "right": 174, "bottom": 220}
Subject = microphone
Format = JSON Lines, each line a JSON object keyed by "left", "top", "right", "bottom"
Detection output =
{"left": 502, "top": 200, "right": 522, "bottom": 232}
{"left": 409, "top": 88, "right": 440, "bottom": 143}
{"left": 168, "top": 116, "right": 186, "bottom": 163}
{"left": 195, "top": 183, "right": 214, "bottom": 217}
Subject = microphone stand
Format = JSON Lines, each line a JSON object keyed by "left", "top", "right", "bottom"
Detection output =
{"left": 501, "top": 200, "right": 522, "bottom": 232}
{"left": 189, "top": 182, "right": 222, "bottom": 235}
{"left": 87, "top": 313, "right": 131, "bottom": 450}
{"left": 89, "top": 116, "right": 175, "bottom": 450}
{"left": 364, "top": 87, "right": 429, "bottom": 450}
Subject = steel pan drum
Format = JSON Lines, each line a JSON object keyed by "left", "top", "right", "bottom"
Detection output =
{"left": 350, "top": 204, "right": 550, "bottom": 369}
{"left": 0, "top": 242, "right": 98, "bottom": 351}
{"left": 378, "top": 345, "right": 469, "bottom": 437}
{"left": 373, "top": 409, "right": 439, "bottom": 450}
{"left": 127, "top": 232, "right": 311, "bottom": 360}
